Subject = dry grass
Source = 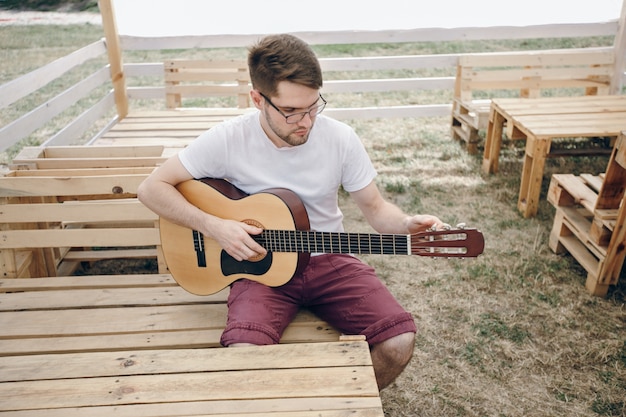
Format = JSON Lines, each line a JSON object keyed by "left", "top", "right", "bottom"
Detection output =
{"left": 344, "top": 118, "right": 626, "bottom": 416}
{"left": 1, "top": 22, "right": 625, "bottom": 417}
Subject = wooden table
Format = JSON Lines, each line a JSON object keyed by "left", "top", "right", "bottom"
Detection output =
{"left": 482, "top": 95, "right": 626, "bottom": 217}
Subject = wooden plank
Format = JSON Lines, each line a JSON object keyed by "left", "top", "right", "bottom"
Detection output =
{"left": 0, "top": 175, "right": 147, "bottom": 198}
{"left": 549, "top": 173, "right": 598, "bottom": 212}
{"left": 559, "top": 233, "right": 601, "bottom": 277}
{"left": 99, "top": 0, "right": 128, "bottom": 118}
{"left": 0, "top": 304, "right": 226, "bottom": 338}
{"left": 0, "top": 397, "right": 383, "bottom": 417}
{"left": 491, "top": 96, "right": 626, "bottom": 115}
{"left": 0, "top": 365, "right": 378, "bottom": 410}
{"left": 9, "top": 157, "right": 166, "bottom": 170}
{"left": 0, "top": 228, "right": 161, "bottom": 249}
{"left": 0, "top": 329, "right": 224, "bottom": 356}
{"left": 1, "top": 200, "right": 156, "bottom": 223}
{"left": 39, "top": 145, "right": 164, "bottom": 158}
{"left": 580, "top": 173, "right": 604, "bottom": 193}
{"left": 0, "top": 286, "right": 218, "bottom": 311}
{"left": 0, "top": 304, "right": 332, "bottom": 339}
{"left": 7, "top": 167, "right": 156, "bottom": 177}
{"left": 465, "top": 67, "right": 612, "bottom": 85}
{"left": 0, "top": 323, "right": 340, "bottom": 356}
{"left": 107, "top": 121, "right": 218, "bottom": 131}
{"left": 0, "top": 274, "right": 177, "bottom": 292}
{"left": 0, "top": 341, "right": 372, "bottom": 382}
{"left": 458, "top": 47, "right": 615, "bottom": 67}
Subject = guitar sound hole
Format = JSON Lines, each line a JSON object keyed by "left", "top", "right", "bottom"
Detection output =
{"left": 220, "top": 250, "right": 273, "bottom": 276}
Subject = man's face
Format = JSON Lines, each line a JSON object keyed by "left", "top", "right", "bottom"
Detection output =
{"left": 257, "top": 81, "right": 323, "bottom": 148}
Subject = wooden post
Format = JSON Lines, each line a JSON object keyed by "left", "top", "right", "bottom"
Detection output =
{"left": 611, "top": 0, "right": 626, "bottom": 94}
{"left": 98, "top": 0, "right": 129, "bottom": 119}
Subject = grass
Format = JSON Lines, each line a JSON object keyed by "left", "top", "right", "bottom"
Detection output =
{"left": 1, "top": 22, "right": 625, "bottom": 417}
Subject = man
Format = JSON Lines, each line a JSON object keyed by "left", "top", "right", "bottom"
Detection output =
{"left": 137, "top": 33, "right": 444, "bottom": 390}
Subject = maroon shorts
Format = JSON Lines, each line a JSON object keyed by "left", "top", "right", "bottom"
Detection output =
{"left": 220, "top": 253, "right": 416, "bottom": 346}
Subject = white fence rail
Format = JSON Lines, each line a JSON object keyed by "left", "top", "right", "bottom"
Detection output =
{"left": 1, "top": 20, "right": 624, "bottom": 152}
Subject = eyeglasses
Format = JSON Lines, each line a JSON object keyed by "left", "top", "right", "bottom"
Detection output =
{"left": 259, "top": 92, "right": 327, "bottom": 124}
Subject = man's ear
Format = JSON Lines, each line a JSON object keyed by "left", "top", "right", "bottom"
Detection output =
{"left": 250, "top": 90, "right": 263, "bottom": 109}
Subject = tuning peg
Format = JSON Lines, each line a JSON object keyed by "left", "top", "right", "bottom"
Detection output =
{"left": 455, "top": 222, "right": 466, "bottom": 230}
{"left": 429, "top": 223, "right": 451, "bottom": 231}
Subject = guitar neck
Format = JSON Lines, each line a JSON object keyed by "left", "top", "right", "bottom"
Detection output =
{"left": 254, "top": 230, "right": 410, "bottom": 255}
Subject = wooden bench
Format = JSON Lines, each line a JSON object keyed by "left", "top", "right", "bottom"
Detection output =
{"left": 451, "top": 47, "right": 615, "bottom": 154}
{"left": 0, "top": 274, "right": 385, "bottom": 416}
{"left": 164, "top": 59, "right": 252, "bottom": 109}
{"left": 547, "top": 131, "right": 626, "bottom": 297}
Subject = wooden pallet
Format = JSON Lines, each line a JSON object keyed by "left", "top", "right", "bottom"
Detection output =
{"left": 547, "top": 131, "right": 626, "bottom": 296}
{"left": 0, "top": 145, "right": 168, "bottom": 278}
{"left": 0, "top": 274, "right": 384, "bottom": 416}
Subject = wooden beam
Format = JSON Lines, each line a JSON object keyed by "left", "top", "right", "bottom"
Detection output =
{"left": 612, "top": 0, "right": 626, "bottom": 94}
{"left": 98, "top": 0, "right": 128, "bottom": 118}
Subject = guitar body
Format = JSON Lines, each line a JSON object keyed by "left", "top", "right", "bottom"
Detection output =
{"left": 159, "top": 178, "right": 311, "bottom": 295}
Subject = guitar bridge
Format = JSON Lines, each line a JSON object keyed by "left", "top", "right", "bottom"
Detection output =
{"left": 192, "top": 230, "right": 207, "bottom": 268}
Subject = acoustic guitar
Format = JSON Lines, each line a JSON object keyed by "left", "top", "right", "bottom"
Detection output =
{"left": 160, "top": 178, "right": 485, "bottom": 295}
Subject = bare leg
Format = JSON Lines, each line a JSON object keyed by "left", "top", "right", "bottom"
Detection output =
{"left": 370, "top": 332, "right": 415, "bottom": 390}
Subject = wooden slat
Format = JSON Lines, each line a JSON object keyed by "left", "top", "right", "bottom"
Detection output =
{"left": 0, "top": 286, "right": 221, "bottom": 311}
{"left": 0, "top": 275, "right": 176, "bottom": 292}
{"left": 0, "top": 227, "right": 161, "bottom": 249}
{"left": 39, "top": 145, "right": 164, "bottom": 158}
{"left": 0, "top": 367, "right": 377, "bottom": 409}
{"left": 0, "top": 341, "right": 372, "bottom": 382}
{"left": 0, "top": 397, "right": 383, "bottom": 417}
{"left": 1, "top": 200, "right": 155, "bottom": 223}
{"left": 7, "top": 167, "right": 156, "bottom": 177}
{"left": 0, "top": 324, "right": 340, "bottom": 356}
{"left": 458, "top": 47, "right": 615, "bottom": 67}
{"left": 0, "top": 175, "right": 147, "bottom": 197}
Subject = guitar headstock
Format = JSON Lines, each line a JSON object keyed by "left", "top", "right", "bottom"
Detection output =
{"left": 410, "top": 228, "right": 485, "bottom": 258}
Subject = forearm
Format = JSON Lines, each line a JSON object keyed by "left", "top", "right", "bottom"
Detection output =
{"left": 138, "top": 176, "right": 219, "bottom": 236}
{"left": 137, "top": 165, "right": 265, "bottom": 261}
{"left": 351, "top": 181, "right": 444, "bottom": 235}
{"left": 364, "top": 200, "right": 413, "bottom": 234}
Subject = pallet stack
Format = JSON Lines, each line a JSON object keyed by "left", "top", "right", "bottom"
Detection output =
{"left": 548, "top": 131, "right": 626, "bottom": 296}
{"left": 0, "top": 145, "right": 167, "bottom": 278}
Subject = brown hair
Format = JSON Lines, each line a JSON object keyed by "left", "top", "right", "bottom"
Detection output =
{"left": 248, "top": 34, "right": 323, "bottom": 97}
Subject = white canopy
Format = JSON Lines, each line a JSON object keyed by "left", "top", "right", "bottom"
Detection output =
{"left": 113, "top": 0, "right": 624, "bottom": 36}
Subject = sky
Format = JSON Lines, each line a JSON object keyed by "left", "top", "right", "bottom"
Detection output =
{"left": 113, "top": 0, "right": 624, "bottom": 36}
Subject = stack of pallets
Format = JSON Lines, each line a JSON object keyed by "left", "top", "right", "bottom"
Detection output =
{"left": 0, "top": 145, "right": 167, "bottom": 278}
{"left": 548, "top": 131, "right": 626, "bottom": 296}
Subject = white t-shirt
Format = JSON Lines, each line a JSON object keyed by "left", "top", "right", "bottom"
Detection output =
{"left": 178, "top": 111, "right": 377, "bottom": 233}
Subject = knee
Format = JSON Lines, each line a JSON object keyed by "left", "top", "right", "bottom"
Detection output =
{"left": 394, "top": 332, "right": 416, "bottom": 364}
{"left": 375, "top": 332, "right": 415, "bottom": 365}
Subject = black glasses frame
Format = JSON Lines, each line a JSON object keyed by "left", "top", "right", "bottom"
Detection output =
{"left": 259, "top": 92, "right": 327, "bottom": 124}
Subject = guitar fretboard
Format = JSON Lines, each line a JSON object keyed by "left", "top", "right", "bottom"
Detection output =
{"left": 254, "top": 230, "right": 411, "bottom": 255}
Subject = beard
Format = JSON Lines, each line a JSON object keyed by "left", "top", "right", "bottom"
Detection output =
{"left": 264, "top": 113, "right": 312, "bottom": 147}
